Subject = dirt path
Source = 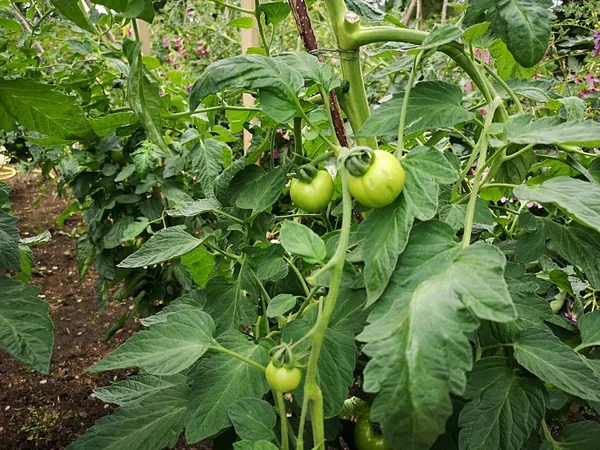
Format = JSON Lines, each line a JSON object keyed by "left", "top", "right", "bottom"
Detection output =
{"left": 0, "top": 173, "right": 139, "bottom": 449}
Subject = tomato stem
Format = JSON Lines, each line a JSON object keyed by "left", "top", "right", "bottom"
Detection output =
{"left": 396, "top": 49, "right": 425, "bottom": 158}
{"left": 274, "top": 391, "right": 290, "bottom": 450}
{"left": 209, "top": 345, "right": 266, "bottom": 372}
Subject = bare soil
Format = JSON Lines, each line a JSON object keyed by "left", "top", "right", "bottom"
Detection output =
{"left": 0, "top": 173, "right": 209, "bottom": 449}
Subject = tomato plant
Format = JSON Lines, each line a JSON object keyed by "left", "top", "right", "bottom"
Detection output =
{"left": 2, "top": 0, "right": 600, "bottom": 450}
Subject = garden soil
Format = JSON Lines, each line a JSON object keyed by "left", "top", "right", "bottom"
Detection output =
{"left": 0, "top": 172, "right": 210, "bottom": 449}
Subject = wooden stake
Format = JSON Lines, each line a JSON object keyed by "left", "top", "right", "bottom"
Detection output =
{"left": 241, "top": 0, "right": 259, "bottom": 152}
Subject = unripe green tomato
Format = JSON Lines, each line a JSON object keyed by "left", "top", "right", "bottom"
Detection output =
{"left": 354, "top": 419, "right": 390, "bottom": 450}
{"left": 348, "top": 150, "right": 405, "bottom": 209}
{"left": 290, "top": 170, "right": 334, "bottom": 213}
{"left": 265, "top": 361, "right": 302, "bottom": 392}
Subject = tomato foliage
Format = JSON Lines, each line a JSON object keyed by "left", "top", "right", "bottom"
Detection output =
{"left": 1, "top": 0, "right": 600, "bottom": 449}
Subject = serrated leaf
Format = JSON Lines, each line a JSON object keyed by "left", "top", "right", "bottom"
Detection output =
{"left": 358, "top": 81, "right": 475, "bottom": 137}
{"left": 94, "top": 373, "right": 187, "bottom": 406}
{"left": 359, "top": 197, "right": 414, "bottom": 305}
{"left": 514, "top": 327, "right": 600, "bottom": 401}
{"left": 505, "top": 115, "right": 600, "bottom": 147}
{"left": 118, "top": 227, "right": 204, "bottom": 268}
{"left": 0, "top": 277, "right": 53, "bottom": 373}
{"left": 514, "top": 178, "right": 600, "bottom": 233}
{"left": 422, "top": 24, "right": 462, "bottom": 50}
{"left": 228, "top": 398, "right": 277, "bottom": 441}
{"left": 90, "top": 309, "right": 216, "bottom": 375}
{"left": 190, "top": 55, "right": 303, "bottom": 122}
{"left": 50, "top": 0, "right": 93, "bottom": 32}
{"left": 90, "top": 0, "right": 154, "bottom": 22}
{"left": 235, "top": 165, "right": 288, "bottom": 216}
{"left": 204, "top": 276, "right": 257, "bottom": 334}
{"left": 280, "top": 221, "right": 326, "bottom": 265}
{"left": 344, "top": 0, "right": 385, "bottom": 21}
{"left": 260, "top": 2, "right": 290, "bottom": 25}
{"left": 539, "top": 421, "right": 600, "bottom": 450}
{"left": 459, "top": 357, "right": 545, "bottom": 450}
{"left": 276, "top": 52, "right": 341, "bottom": 93}
{"left": 267, "top": 294, "right": 297, "bottom": 318}
{"left": 233, "top": 441, "right": 279, "bottom": 450}
{"left": 576, "top": 311, "right": 600, "bottom": 351}
{"left": 0, "top": 79, "right": 96, "bottom": 141}
{"left": 227, "top": 16, "right": 254, "bottom": 28}
{"left": 358, "top": 221, "right": 516, "bottom": 449}
{"left": 494, "top": 0, "right": 552, "bottom": 68}
{"left": 185, "top": 331, "right": 270, "bottom": 443}
{"left": 180, "top": 246, "right": 215, "bottom": 289}
{"left": 167, "top": 198, "right": 222, "bottom": 217}
{"left": 66, "top": 384, "right": 187, "bottom": 450}
{"left": 0, "top": 208, "right": 21, "bottom": 271}
{"left": 191, "top": 139, "right": 225, "bottom": 196}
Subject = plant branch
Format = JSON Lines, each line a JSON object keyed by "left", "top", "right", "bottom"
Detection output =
{"left": 209, "top": 0, "right": 254, "bottom": 14}
{"left": 210, "top": 345, "right": 266, "bottom": 372}
{"left": 462, "top": 96, "right": 502, "bottom": 248}
{"left": 396, "top": 49, "right": 424, "bottom": 157}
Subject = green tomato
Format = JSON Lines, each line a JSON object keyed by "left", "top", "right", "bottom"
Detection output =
{"left": 290, "top": 170, "right": 334, "bottom": 213}
{"left": 265, "top": 361, "right": 302, "bottom": 392}
{"left": 348, "top": 150, "right": 405, "bottom": 209}
{"left": 354, "top": 419, "right": 390, "bottom": 450}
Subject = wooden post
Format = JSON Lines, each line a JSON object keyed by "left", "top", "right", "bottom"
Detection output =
{"left": 241, "top": 0, "right": 259, "bottom": 152}
{"left": 136, "top": 19, "right": 152, "bottom": 55}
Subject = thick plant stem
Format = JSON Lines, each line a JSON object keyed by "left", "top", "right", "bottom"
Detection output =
{"left": 324, "top": 2, "right": 377, "bottom": 148}
{"left": 274, "top": 391, "right": 290, "bottom": 450}
{"left": 297, "top": 165, "right": 353, "bottom": 450}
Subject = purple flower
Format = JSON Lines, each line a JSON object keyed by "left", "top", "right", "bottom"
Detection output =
{"left": 273, "top": 148, "right": 280, "bottom": 159}
{"left": 162, "top": 37, "right": 169, "bottom": 49}
{"left": 185, "top": 85, "right": 191, "bottom": 93}
{"left": 565, "top": 311, "right": 577, "bottom": 325}
{"left": 594, "top": 31, "right": 600, "bottom": 58}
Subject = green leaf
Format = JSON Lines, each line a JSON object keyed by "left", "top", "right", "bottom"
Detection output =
{"left": 280, "top": 221, "right": 327, "bottom": 265}
{"left": 90, "top": 309, "right": 216, "bottom": 375}
{"left": 344, "top": 0, "right": 385, "bottom": 21}
{"left": 494, "top": 0, "right": 552, "bottom": 68}
{"left": 422, "top": 24, "right": 462, "bottom": 50}
{"left": 102, "top": 217, "right": 134, "bottom": 249}
{"left": 190, "top": 55, "right": 303, "bottom": 122}
{"left": 576, "top": 311, "right": 600, "bottom": 351}
{"left": 235, "top": 165, "right": 288, "bottom": 216}
{"left": 545, "top": 222, "right": 600, "bottom": 290}
{"left": 94, "top": 373, "right": 187, "bottom": 406}
{"left": 76, "top": 234, "right": 94, "bottom": 279}
{"left": 204, "top": 276, "right": 257, "bottom": 334}
{"left": 489, "top": 39, "right": 537, "bottom": 80}
{"left": 0, "top": 208, "right": 21, "bottom": 271}
{"left": 227, "top": 17, "right": 254, "bottom": 28}
{"left": 181, "top": 246, "right": 215, "bottom": 289}
{"left": 117, "top": 227, "right": 204, "bottom": 268}
{"left": 0, "top": 79, "right": 96, "bottom": 141}
{"left": 267, "top": 293, "right": 297, "bottom": 318}
{"left": 358, "top": 197, "right": 414, "bottom": 305}
{"left": 464, "top": 0, "right": 494, "bottom": 25}
{"left": 167, "top": 198, "right": 221, "bottom": 217}
{"left": 358, "top": 221, "right": 516, "bottom": 449}
{"left": 185, "top": 331, "right": 270, "bottom": 443}
{"left": 276, "top": 52, "right": 341, "bottom": 93}
{"left": 539, "top": 421, "right": 600, "bottom": 450}
{"left": 514, "top": 177, "right": 600, "bottom": 233}
{"left": 233, "top": 441, "right": 279, "bottom": 450}
{"left": 358, "top": 81, "right": 475, "bottom": 137}
{"left": 228, "top": 398, "right": 277, "bottom": 441}
{"left": 50, "top": 0, "right": 94, "bottom": 32}
{"left": 123, "top": 39, "right": 167, "bottom": 152}
{"left": 505, "top": 115, "right": 600, "bottom": 147}
{"left": 66, "top": 384, "right": 188, "bottom": 450}
{"left": 514, "top": 327, "right": 600, "bottom": 401}
{"left": 463, "top": 22, "right": 491, "bottom": 43}
{"left": 459, "top": 357, "right": 545, "bottom": 450}
{"left": 191, "top": 139, "right": 225, "bottom": 197}
{"left": 0, "top": 277, "right": 53, "bottom": 373}
{"left": 140, "top": 292, "right": 205, "bottom": 327}
{"left": 90, "top": 0, "right": 154, "bottom": 22}
{"left": 0, "top": 18, "right": 22, "bottom": 32}
{"left": 402, "top": 146, "right": 459, "bottom": 221}
{"left": 260, "top": 2, "right": 291, "bottom": 25}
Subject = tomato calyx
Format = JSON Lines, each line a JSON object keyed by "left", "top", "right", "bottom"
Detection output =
{"left": 343, "top": 146, "right": 376, "bottom": 177}
{"left": 296, "top": 164, "right": 319, "bottom": 183}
